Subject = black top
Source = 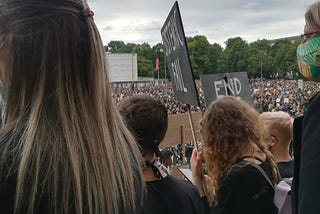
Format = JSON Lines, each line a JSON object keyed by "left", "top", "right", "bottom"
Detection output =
{"left": 298, "top": 92, "right": 320, "bottom": 214}
{"left": 142, "top": 175, "right": 205, "bottom": 214}
{"left": 292, "top": 115, "right": 303, "bottom": 214}
{"left": 277, "top": 160, "right": 294, "bottom": 178}
{"left": 207, "top": 159, "right": 277, "bottom": 214}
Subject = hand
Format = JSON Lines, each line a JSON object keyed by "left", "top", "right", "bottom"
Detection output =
{"left": 190, "top": 148, "right": 203, "bottom": 184}
{"left": 190, "top": 148, "right": 207, "bottom": 196}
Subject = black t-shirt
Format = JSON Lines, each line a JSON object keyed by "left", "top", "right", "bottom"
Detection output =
{"left": 208, "top": 159, "right": 277, "bottom": 214}
{"left": 277, "top": 160, "right": 294, "bottom": 178}
{"left": 142, "top": 175, "right": 205, "bottom": 214}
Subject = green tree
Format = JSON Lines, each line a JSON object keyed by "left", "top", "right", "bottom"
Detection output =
{"left": 209, "top": 43, "right": 223, "bottom": 74}
{"left": 106, "top": 41, "right": 127, "bottom": 52}
{"left": 247, "top": 39, "right": 273, "bottom": 78}
{"left": 137, "top": 57, "right": 154, "bottom": 77}
{"left": 134, "top": 43, "right": 154, "bottom": 77}
{"left": 219, "top": 37, "right": 249, "bottom": 73}
{"left": 288, "top": 40, "right": 300, "bottom": 79}
{"left": 187, "top": 35, "right": 218, "bottom": 78}
{"left": 270, "top": 40, "right": 298, "bottom": 79}
{"left": 104, "top": 35, "right": 301, "bottom": 80}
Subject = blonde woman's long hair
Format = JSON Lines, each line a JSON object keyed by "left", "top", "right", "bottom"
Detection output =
{"left": 200, "top": 96, "right": 278, "bottom": 205}
{"left": 0, "top": 0, "right": 143, "bottom": 213}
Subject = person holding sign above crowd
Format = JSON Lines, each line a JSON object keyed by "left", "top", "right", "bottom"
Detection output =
{"left": 0, "top": 0, "right": 144, "bottom": 213}
{"left": 191, "top": 96, "right": 279, "bottom": 214}
{"left": 119, "top": 94, "right": 205, "bottom": 214}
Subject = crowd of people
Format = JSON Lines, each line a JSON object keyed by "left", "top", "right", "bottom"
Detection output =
{"left": 251, "top": 79, "right": 319, "bottom": 116}
{"left": 112, "top": 83, "right": 205, "bottom": 114}
{"left": 112, "top": 79, "right": 319, "bottom": 117}
{"left": 1, "top": 0, "right": 320, "bottom": 213}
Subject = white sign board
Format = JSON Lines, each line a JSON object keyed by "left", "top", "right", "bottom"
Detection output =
{"left": 106, "top": 53, "right": 138, "bottom": 83}
{"left": 298, "top": 79, "right": 303, "bottom": 90}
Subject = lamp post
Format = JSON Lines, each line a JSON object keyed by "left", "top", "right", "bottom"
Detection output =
{"left": 260, "top": 52, "right": 263, "bottom": 81}
{"left": 164, "top": 50, "right": 167, "bottom": 80}
{"left": 259, "top": 51, "right": 265, "bottom": 113}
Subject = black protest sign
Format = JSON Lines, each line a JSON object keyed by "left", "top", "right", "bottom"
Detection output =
{"left": 161, "top": 1, "right": 200, "bottom": 107}
{"left": 200, "top": 72, "right": 253, "bottom": 106}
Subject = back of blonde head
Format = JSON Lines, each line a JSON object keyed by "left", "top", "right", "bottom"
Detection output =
{"left": 200, "top": 96, "right": 278, "bottom": 205}
{"left": 260, "top": 111, "right": 293, "bottom": 146}
{"left": 0, "top": 0, "right": 143, "bottom": 213}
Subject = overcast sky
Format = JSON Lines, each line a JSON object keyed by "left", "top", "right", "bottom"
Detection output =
{"left": 88, "top": 0, "right": 315, "bottom": 47}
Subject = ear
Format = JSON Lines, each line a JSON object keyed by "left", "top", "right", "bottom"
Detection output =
{"left": 269, "top": 135, "right": 278, "bottom": 148}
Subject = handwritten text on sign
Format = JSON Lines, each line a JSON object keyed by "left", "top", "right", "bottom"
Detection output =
{"left": 160, "top": 1, "right": 200, "bottom": 107}
{"left": 200, "top": 72, "right": 252, "bottom": 106}
{"left": 161, "top": 8, "right": 184, "bottom": 56}
{"left": 214, "top": 78, "right": 241, "bottom": 97}
{"left": 171, "top": 58, "right": 187, "bottom": 92}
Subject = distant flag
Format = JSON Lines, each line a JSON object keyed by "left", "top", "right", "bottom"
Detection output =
{"left": 155, "top": 58, "right": 159, "bottom": 71}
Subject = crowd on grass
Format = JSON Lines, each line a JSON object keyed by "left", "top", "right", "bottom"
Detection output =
{"left": 112, "top": 78, "right": 320, "bottom": 117}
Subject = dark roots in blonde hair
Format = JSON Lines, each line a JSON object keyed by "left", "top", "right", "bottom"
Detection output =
{"left": 0, "top": 0, "right": 143, "bottom": 213}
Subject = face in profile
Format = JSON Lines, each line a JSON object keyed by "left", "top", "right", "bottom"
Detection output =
{"left": 164, "top": 156, "right": 172, "bottom": 167}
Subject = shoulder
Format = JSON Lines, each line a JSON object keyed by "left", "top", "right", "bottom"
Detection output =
{"left": 224, "top": 163, "right": 263, "bottom": 182}
{"left": 277, "top": 159, "right": 294, "bottom": 167}
{"left": 148, "top": 175, "right": 198, "bottom": 192}
{"left": 301, "top": 92, "right": 320, "bottom": 142}
{"left": 146, "top": 175, "right": 202, "bottom": 202}
{"left": 309, "top": 92, "right": 320, "bottom": 104}
{"left": 305, "top": 92, "right": 320, "bottom": 115}
{"left": 144, "top": 176, "right": 205, "bottom": 214}
{"left": 221, "top": 162, "right": 273, "bottom": 192}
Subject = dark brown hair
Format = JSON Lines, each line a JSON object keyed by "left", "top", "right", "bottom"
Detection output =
{"left": 119, "top": 94, "right": 168, "bottom": 156}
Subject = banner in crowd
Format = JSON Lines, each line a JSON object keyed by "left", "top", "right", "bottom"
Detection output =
{"left": 298, "top": 79, "right": 303, "bottom": 90}
{"left": 161, "top": 1, "right": 200, "bottom": 107}
{"left": 200, "top": 72, "right": 253, "bottom": 106}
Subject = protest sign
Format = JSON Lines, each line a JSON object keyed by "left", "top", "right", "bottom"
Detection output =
{"left": 200, "top": 72, "right": 252, "bottom": 106}
{"left": 161, "top": 1, "right": 199, "bottom": 107}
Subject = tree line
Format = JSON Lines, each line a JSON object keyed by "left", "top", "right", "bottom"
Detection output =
{"left": 105, "top": 35, "right": 302, "bottom": 79}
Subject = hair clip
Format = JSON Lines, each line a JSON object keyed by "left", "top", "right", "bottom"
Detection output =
{"left": 84, "top": 7, "right": 94, "bottom": 17}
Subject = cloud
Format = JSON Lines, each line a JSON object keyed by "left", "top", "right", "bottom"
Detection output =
{"left": 89, "top": 0, "right": 315, "bottom": 46}
{"left": 103, "top": 26, "right": 113, "bottom": 31}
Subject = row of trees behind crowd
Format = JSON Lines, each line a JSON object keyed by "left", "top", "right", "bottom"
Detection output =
{"left": 105, "top": 35, "right": 301, "bottom": 79}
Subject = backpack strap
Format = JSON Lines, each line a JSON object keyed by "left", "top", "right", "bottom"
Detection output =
{"left": 239, "top": 155, "right": 282, "bottom": 181}
{"left": 248, "top": 163, "right": 274, "bottom": 188}
{"left": 240, "top": 155, "right": 265, "bottom": 163}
